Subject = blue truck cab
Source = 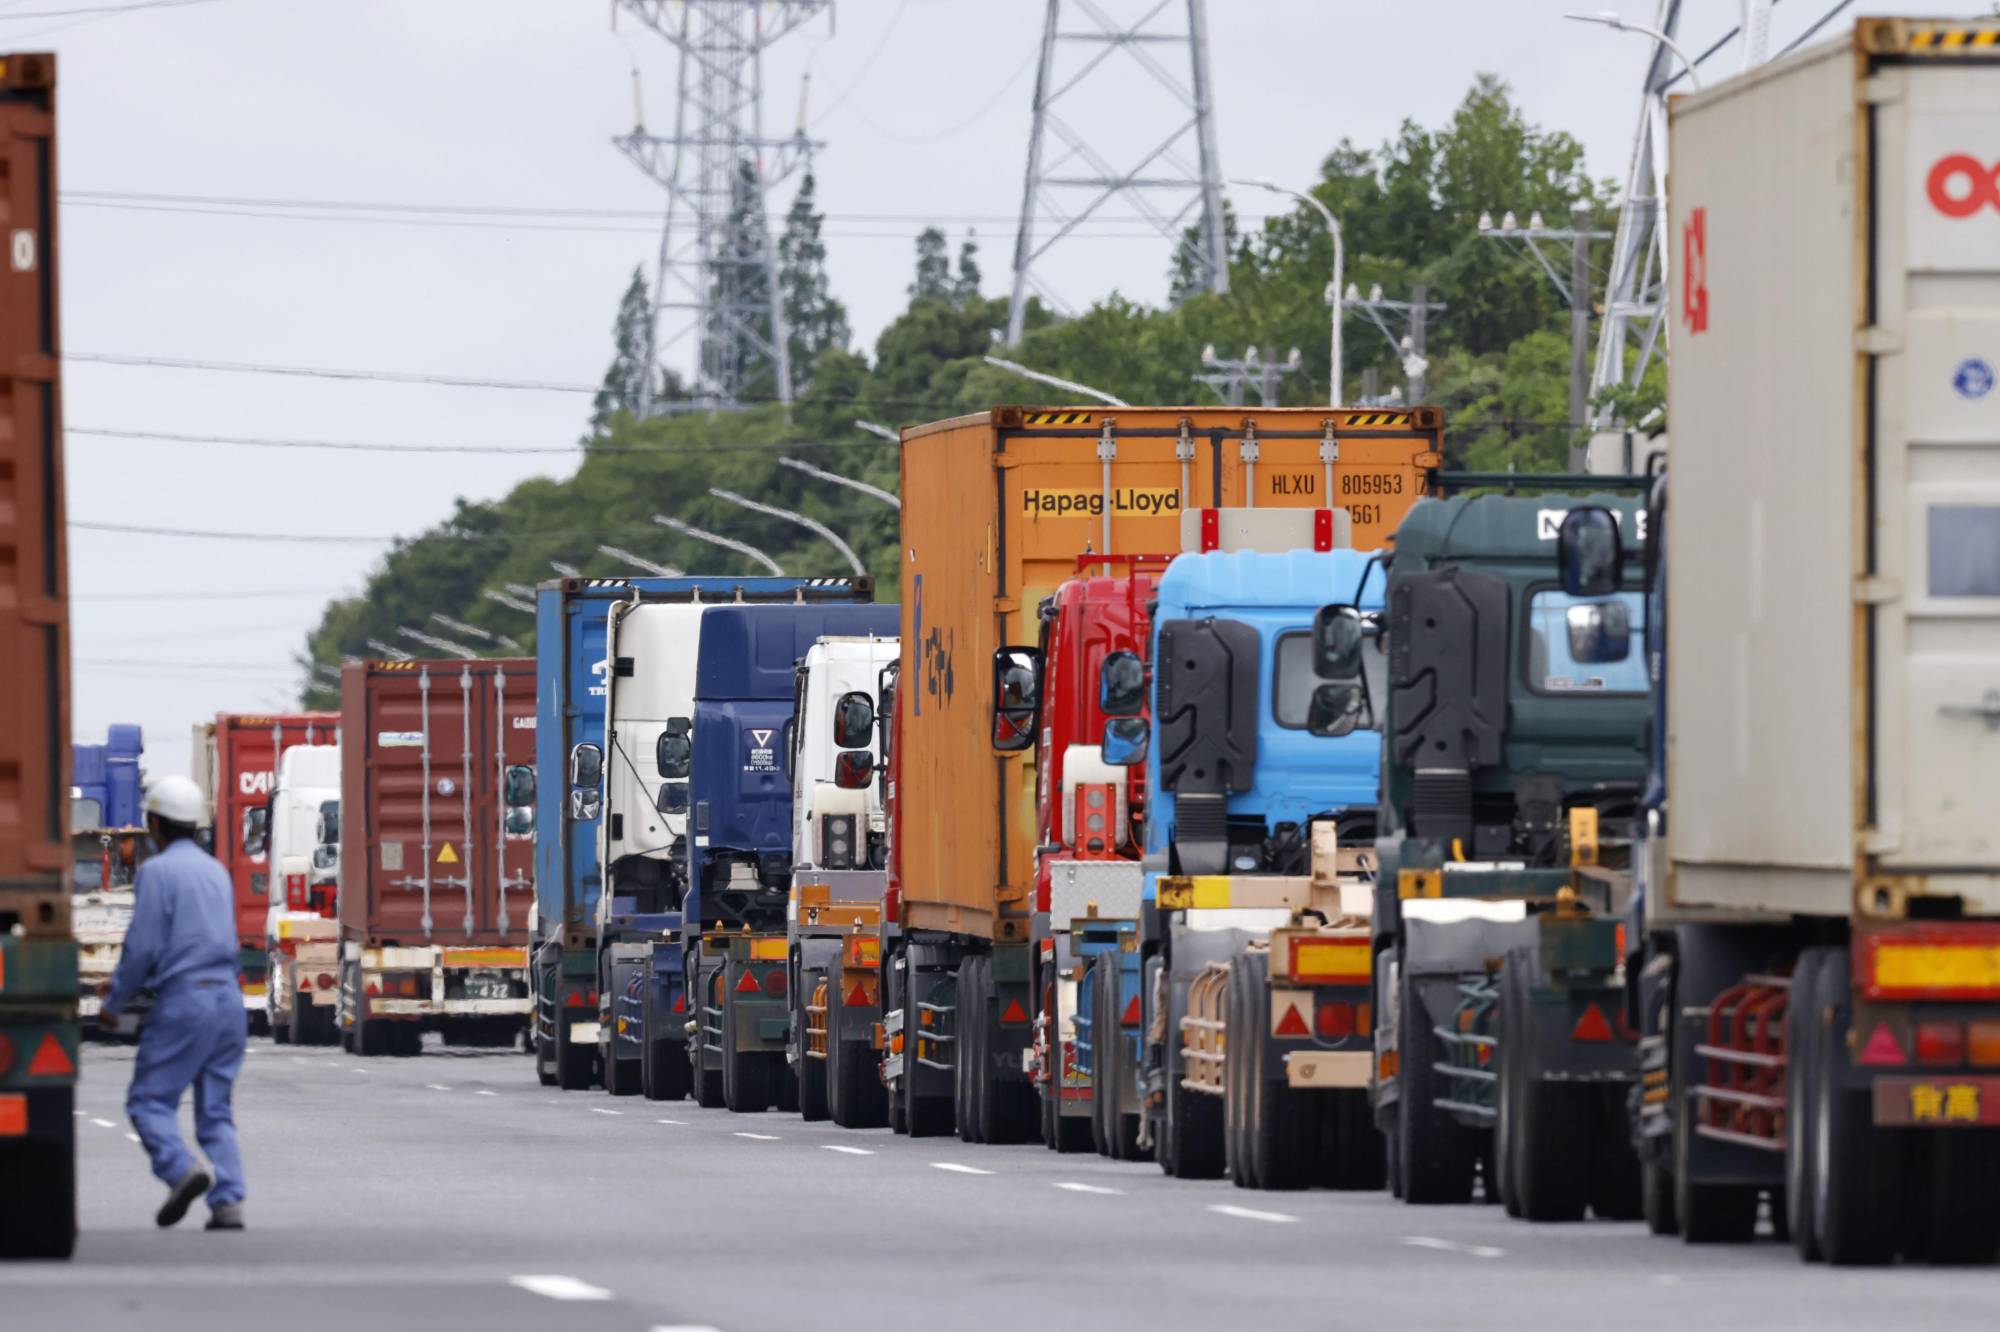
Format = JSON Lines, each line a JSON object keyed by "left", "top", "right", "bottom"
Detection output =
{"left": 1111, "top": 548, "right": 1388, "bottom": 1180}
{"left": 532, "top": 576, "right": 871, "bottom": 1093}
{"left": 685, "top": 602, "right": 897, "bottom": 1112}
{"left": 70, "top": 723, "right": 143, "bottom": 838}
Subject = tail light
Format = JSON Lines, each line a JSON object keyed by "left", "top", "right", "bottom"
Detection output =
{"left": 820, "top": 814, "right": 858, "bottom": 870}
{"left": 1971, "top": 1020, "right": 2000, "bottom": 1067}
{"left": 761, "top": 967, "right": 788, "bottom": 998}
{"left": 0, "top": 1033, "right": 14, "bottom": 1076}
{"left": 316, "top": 973, "right": 336, "bottom": 991}
{"left": 1916, "top": 1019, "right": 1966, "bottom": 1066}
{"left": 1316, "top": 1001, "right": 1355, "bottom": 1040}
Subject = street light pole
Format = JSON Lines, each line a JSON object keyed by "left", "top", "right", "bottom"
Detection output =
{"left": 709, "top": 487, "right": 867, "bottom": 578}
{"left": 980, "top": 356, "right": 1128, "bottom": 408}
{"left": 1235, "top": 177, "right": 1343, "bottom": 405}
{"left": 1565, "top": 11, "right": 1704, "bottom": 88}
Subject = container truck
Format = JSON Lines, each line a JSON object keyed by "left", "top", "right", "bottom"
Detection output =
{"left": 784, "top": 634, "right": 899, "bottom": 1126}
{"left": 683, "top": 603, "right": 897, "bottom": 1111}
{"left": 0, "top": 48, "right": 75, "bottom": 1259}
{"left": 1618, "top": 15, "right": 2000, "bottom": 1264}
{"left": 262, "top": 744, "right": 342, "bottom": 1045}
{"left": 337, "top": 658, "right": 535, "bottom": 1055}
{"left": 889, "top": 405, "right": 1443, "bottom": 1141}
{"left": 70, "top": 725, "right": 148, "bottom": 1038}
{"left": 1336, "top": 491, "right": 1648, "bottom": 1218}
{"left": 70, "top": 723, "right": 142, "bottom": 834}
{"left": 533, "top": 575, "right": 872, "bottom": 1093}
{"left": 194, "top": 710, "right": 337, "bottom": 1031}
{"left": 1122, "top": 542, "right": 1392, "bottom": 1189}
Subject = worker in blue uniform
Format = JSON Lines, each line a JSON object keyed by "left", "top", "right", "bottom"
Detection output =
{"left": 102, "top": 774, "right": 249, "bottom": 1231}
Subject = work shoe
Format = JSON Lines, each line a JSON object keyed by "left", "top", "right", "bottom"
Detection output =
{"left": 156, "top": 1169, "right": 212, "bottom": 1228}
{"left": 204, "top": 1203, "right": 245, "bottom": 1231}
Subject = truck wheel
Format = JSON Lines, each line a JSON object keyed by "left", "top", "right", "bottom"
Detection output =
{"left": 1385, "top": 1118, "right": 1405, "bottom": 1199}
{"left": 722, "top": 959, "right": 775, "bottom": 1113}
{"left": 642, "top": 1035, "right": 691, "bottom": 1102}
{"left": 830, "top": 1035, "right": 887, "bottom": 1129}
{"left": 693, "top": 964, "right": 725, "bottom": 1107}
{"left": 555, "top": 1015, "right": 595, "bottom": 1091}
{"left": 1318, "top": 1090, "right": 1386, "bottom": 1191}
{"left": 0, "top": 1086, "right": 76, "bottom": 1259}
{"left": 1232, "top": 952, "right": 1311, "bottom": 1192}
{"left": 1588, "top": 1084, "right": 1643, "bottom": 1220}
{"left": 1507, "top": 963, "right": 1589, "bottom": 1222}
{"left": 1161, "top": 980, "right": 1225, "bottom": 1179}
{"left": 1494, "top": 963, "right": 1523, "bottom": 1216}
{"left": 1398, "top": 973, "right": 1477, "bottom": 1205}
{"left": 797, "top": 970, "right": 830, "bottom": 1122}
{"left": 1673, "top": 1035, "right": 1758, "bottom": 1243}
{"left": 605, "top": 1051, "right": 640, "bottom": 1097}
{"left": 1785, "top": 947, "right": 1825, "bottom": 1261}
{"left": 1090, "top": 959, "right": 1137, "bottom": 1159}
{"left": 955, "top": 956, "right": 986, "bottom": 1144}
{"left": 535, "top": 1027, "right": 559, "bottom": 1087}
{"left": 1807, "top": 947, "right": 1902, "bottom": 1265}
{"left": 1921, "top": 1129, "right": 2000, "bottom": 1264}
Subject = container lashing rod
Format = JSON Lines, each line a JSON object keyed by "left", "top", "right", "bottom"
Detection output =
{"left": 1319, "top": 420, "right": 1339, "bottom": 506}
{"left": 415, "top": 667, "right": 436, "bottom": 938}
{"left": 1176, "top": 417, "right": 1195, "bottom": 512}
{"left": 1240, "top": 419, "right": 1259, "bottom": 508}
{"left": 1096, "top": 418, "right": 1117, "bottom": 556}
{"left": 457, "top": 666, "right": 475, "bottom": 940}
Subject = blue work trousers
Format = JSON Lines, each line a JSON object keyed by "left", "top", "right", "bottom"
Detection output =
{"left": 126, "top": 981, "right": 248, "bottom": 1206}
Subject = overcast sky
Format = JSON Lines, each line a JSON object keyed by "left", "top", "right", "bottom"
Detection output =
{"left": 41, "top": 0, "right": 1948, "bottom": 779}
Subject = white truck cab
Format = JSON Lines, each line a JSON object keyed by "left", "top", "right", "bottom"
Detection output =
{"left": 599, "top": 600, "right": 706, "bottom": 913}
{"left": 262, "top": 744, "right": 341, "bottom": 1044}
{"left": 790, "top": 636, "right": 898, "bottom": 874}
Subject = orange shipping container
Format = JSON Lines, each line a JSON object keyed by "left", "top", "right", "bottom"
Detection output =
{"left": 895, "top": 405, "right": 1443, "bottom": 941}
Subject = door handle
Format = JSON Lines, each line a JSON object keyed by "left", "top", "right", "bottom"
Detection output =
{"left": 1939, "top": 689, "right": 2000, "bottom": 731}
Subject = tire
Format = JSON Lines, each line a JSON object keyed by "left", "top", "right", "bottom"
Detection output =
{"left": 1094, "top": 958, "right": 1142, "bottom": 1160}
{"left": 554, "top": 1012, "right": 595, "bottom": 1091}
{"left": 1231, "top": 954, "right": 1311, "bottom": 1192}
{"left": 535, "top": 1027, "right": 558, "bottom": 1087}
{"left": 1517, "top": 1076, "right": 1590, "bottom": 1220}
{"left": 693, "top": 961, "right": 725, "bottom": 1108}
{"left": 605, "top": 1050, "right": 640, "bottom": 1097}
{"left": 1674, "top": 1031, "right": 1758, "bottom": 1244}
{"left": 1808, "top": 947, "right": 1902, "bottom": 1266}
{"left": 0, "top": 1086, "right": 76, "bottom": 1259}
{"left": 1642, "top": 1158, "right": 1678, "bottom": 1236}
{"left": 1318, "top": 1090, "right": 1387, "bottom": 1191}
{"left": 357, "top": 1018, "right": 394, "bottom": 1057}
{"left": 829, "top": 1032, "right": 887, "bottom": 1129}
{"left": 273, "top": 1008, "right": 293, "bottom": 1045}
{"left": 956, "top": 956, "right": 984, "bottom": 1144}
{"left": 1398, "top": 971, "right": 1477, "bottom": 1205}
{"left": 722, "top": 958, "right": 775, "bottom": 1113}
{"left": 1385, "top": 1117, "right": 1405, "bottom": 1199}
{"left": 1494, "top": 965, "right": 1523, "bottom": 1218}
{"left": 1588, "top": 1083, "right": 1643, "bottom": 1221}
{"left": 1786, "top": 948, "right": 1825, "bottom": 1262}
{"left": 1921, "top": 1129, "right": 2000, "bottom": 1264}
{"left": 1160, "top": 972, "right": 1225, "bottom": 1179}
{"left": 642, "top": 1033, "right": 691, "bottom": 1102}
{"left": 797, "top": 970, "right": 829, "bottom": 1122}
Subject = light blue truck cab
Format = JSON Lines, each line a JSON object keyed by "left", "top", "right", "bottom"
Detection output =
{"left": 1098, "top": 549, "right": 1387, "bottom": 1183}
{"left": 532, "top": 575, "right": 870, "bottom": 1092}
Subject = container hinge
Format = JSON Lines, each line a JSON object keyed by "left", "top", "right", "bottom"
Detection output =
{"left": 1861, "top": 70, "right": 1905, "bottom": 106}
{"left": 1855, "top": 326, "right": 1902, "bottom": 356}
{"left": 1855, "top": 576, "right": 1901, "bottom": 605}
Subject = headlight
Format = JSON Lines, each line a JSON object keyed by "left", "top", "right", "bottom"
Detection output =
{"left": 821, "top": 814, "right": 857, "bottom": 870}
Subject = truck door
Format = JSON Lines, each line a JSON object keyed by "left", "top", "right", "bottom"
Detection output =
{"left": 1873, "top": 62, "right": 2000, "bottom": 872}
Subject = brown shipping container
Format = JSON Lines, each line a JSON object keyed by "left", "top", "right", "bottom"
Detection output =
{"left": 0, "top": 53, "right": 63, "bottom": 894}
{"left": 339, "top": 658, "right": 536, "bottom": 947}
{"left": 896, "top": 405, "right": 1444, "bottom": 940}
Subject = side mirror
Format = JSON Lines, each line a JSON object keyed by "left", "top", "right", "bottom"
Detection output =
{"left": 568, "top": 742, "right": 604, "bottom": 790}
{"left": 568, "top": 788, "right": 602, "bottom": 822}
{"left": 1101, "top": 717, "right": 1149, "bottom": 767}
{"left": 1557, "top": 507, "right": 1623, "bottom": 598}
{"left": 241, "top": 806, "right": 269, "bottom": 859}
{"left": 503, "top": 764, "right": 536, "bottom": 808}
{"left": 1098, "top": 650, "right": 1145, "bottom": 717}
{"left": 504, "top": 806, "right": 535, "bottom": 836}
{"left": 1307, "top": 682, "right": 1368, "bottom": 738}
{"left": 656, "top": 731, "right": 692, "bottom": 780}
{"left": 1313, "top": 606, "right": 1365, "bottom": 679}
{"left": 991, "top": 647, "right": 1043, "bottom": 753}
{"left": 656, "top": 781, "right": 690, "bottom": 815}
{"left": 834, "top": 691, "right": 876, "bottom": 748}
{"left": 1565, "top": 600, "right": 1632, "bottom": 664}
{"left": 311, "top": 844, "right": 337, "bottom": 871}
{"left": 834, "top": 750, "right": 876, "bottom": 790}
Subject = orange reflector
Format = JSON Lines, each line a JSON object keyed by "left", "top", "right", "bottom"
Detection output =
{"left": 749, "top": 937, "right": 787, "bottom": 962}
{"left": 1971, "top": 1019, "right": 2000, "bottom": 1067}
{"left": 1000, "top": 998, "right": 1029, "bottom": 1025}
{"left": 1121, "top": 994, "right": 1141, "bottom": 1026}
{"left": 1571, "top": 1003, "right": 1613, "bottom": 1043}
{"left": 1859, "top": 1021, "right": 1908, "bottom": 1066}
{"left": 26, "top": 1032, "right": 74, "bottom": 1078}
{"left": 734, "top": 969, "right": 762, "bottom": 995}
{"left": 0, "top": 1093, "right": 24, "bottom": 1137}
{"left": 1289, "top": 939, "right": 1370, "bottom": 984}
{"left": 847, "top": 936, "right": 881, "bottom": 968}
{"left": 1274, "top": 1001, "right": 1310, "bottom": 1039}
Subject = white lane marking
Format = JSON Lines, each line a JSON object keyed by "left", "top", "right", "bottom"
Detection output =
{"left": 591, "top": 1108, "right": 623, "bottom": 1116}
{"left": 348, "top": 1068, "right": 368, "bottom": 1075}
{"left": 292, "top": 1056, "right": 309, "bottom": 1065}
{"left": 1210, "top": 1204, "right": 1298, "bottom": 1224}
{"left": 733, "top": 1131, "right": 780, "bottom": 1141}
{"left": 930, "top": 1162, "right": 994, "bottom": 1176}
{"left": 651, "top": 1326, "right": 724, "bottom": 1332}
{"left": 73, "top": 1110, "right": 85, "bottom": 1118}
{"left": 1401, "top": 1235, "right": 1504, "bottom": 1259}
{"left": 475, "top": 1089, "right": 498, "bottom": 1097}
{"left": 1053, "top": 1181, "right": 1122, "bottom": 1195}
{"left": 656, "top": 1118, "right": 688, "bottom": 1126}
{"left": 1653, "top": 1274, "right": 1682, "bottom": 1286}
{"left": 508, "top": 1274, "right": 613, "bottom": 1302}
{"left": 124, "top": 1132, "right": 141, "bottom": 1143}
{"left": 821, "top": 1144, "right": 874, "bottom": 1156}
{"left": 90, "top": 1118, "right": 116, "bottom": 1129}
{"left": 427, "top": 1084, "right": 454, "bottom": 1092}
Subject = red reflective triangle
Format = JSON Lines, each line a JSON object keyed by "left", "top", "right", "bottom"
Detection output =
{"left": 671, "top": 993, "right": 686, "bottom": 1014}
{"left": 734, "top": 969, "right": 761, "bottom": 994}
{"left": 27, "top": 1032, "right": 74, "bottom": 1078}
{"left": 1858, "top": 1021, "right": 1908, "bottom": 1066}
{"left": 1275, "top": 1001, "right": 1310, "bottom": 1039}
{"left": 364, "top": 980, "right": 381, "bottom": 997}
{"left": 999, "top": 998, "right": 1029, "bottom": 1025}
{"left": 1121, "top": 994, "right": 1141, "bottom": 1026}
{"left": 1572, "top": 1002, "right": 1614, "bottom": 1043}
{"left": 846, "top": 982, "right": 871, "bottom": 1007}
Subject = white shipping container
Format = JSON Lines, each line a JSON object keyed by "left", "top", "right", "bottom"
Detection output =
{"left": 1666, "top": 18, "right": 2000, "bottom": 923}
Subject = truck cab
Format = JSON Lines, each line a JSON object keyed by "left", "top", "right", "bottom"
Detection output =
{"left": 261, "top": 744, "right": 341, "bottom": 1045}
{"left": 1361, "top": 492, "right": 1648, "bottom": 1216}
{"left": 785, "top": 635, "right": 899, "bottom": 1128}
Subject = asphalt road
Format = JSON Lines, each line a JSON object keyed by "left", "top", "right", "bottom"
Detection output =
{"left": 5, "top": 1039, "right": 1996, "bottom": 1331}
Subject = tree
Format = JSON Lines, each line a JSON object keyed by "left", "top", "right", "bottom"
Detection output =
{"left": 779, "top": 172, "right": 850, "bottom": 393}
{"left": 909, "top": 226, "right": 952, "bottom": 302}
{"left": 586, "top": 267, "right": 651, "bottom": 444}
{"left": 954, "top": 230, "right": 982, "bottom": 303}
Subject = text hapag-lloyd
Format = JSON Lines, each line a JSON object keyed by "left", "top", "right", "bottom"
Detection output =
{"left": 1021, "top": 487, "right": 1181, "bottom": 518}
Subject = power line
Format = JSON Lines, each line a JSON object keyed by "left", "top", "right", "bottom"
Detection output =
{"left": 70, "top": 516, "right": 840, "bottom": 545}
{"left": 0, "top": 0, "right": 215, "bottom": 18}
{"left": 68, "top": 425, "right": 897, "bottom": 456}
{"left": 70, "top": 351, "right": 598, "bottom": 394}
{"left": 73, "top": 586, "right": 348, "bottom": 602}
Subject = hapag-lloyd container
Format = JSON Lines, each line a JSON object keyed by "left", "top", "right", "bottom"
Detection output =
{"left": 340, "top": 658, "right": 536, "bottom": 947}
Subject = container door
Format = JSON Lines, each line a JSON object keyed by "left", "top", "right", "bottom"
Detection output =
{"left": 1873, "top": 63, "right": 2000, "bottom": 871}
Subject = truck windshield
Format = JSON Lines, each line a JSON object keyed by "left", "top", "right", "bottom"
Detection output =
{"left": 1525, "top": 590, "right": 1648, "bottom": 695}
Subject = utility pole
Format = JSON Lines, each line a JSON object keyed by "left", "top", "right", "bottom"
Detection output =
{"left": 1476, "top": 205, "right": 1612, "bottom": 464}
{"left": 1340, "top": 285, "right": 1445, "bottom": 405}
{"left": 1007, "top": 0, "right": 1230, "bottom": 344}
{"left": 1406, "top": 283, "right": 1431, "bottom": 406}
{"left": 1194, "top": 346, "right": 1300, "bottom": 409}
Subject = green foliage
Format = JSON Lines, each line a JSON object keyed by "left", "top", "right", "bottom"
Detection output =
{"left": 295, "top": 72, "right": 1648, "bottom": 702}
{"left": 586, "top": 267, "right": 651, "bottom": 445}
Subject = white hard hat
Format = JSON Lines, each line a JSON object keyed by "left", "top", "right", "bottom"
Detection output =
{"left": 144, "top": 775, "right": 208, "bottom": 827}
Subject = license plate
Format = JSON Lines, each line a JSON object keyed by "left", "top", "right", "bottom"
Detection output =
{"left": 1872, "top": 1076, "right": 2000, "bottom": 1126}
